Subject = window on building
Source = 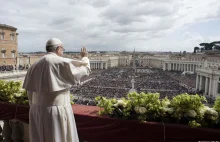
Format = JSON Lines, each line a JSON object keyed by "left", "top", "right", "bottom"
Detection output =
{"left": 2, "top": 53, "right": 5, "bottom": 58}
{"left": 11, "top": 34, "right": 15, "bottom": 40}
{"left": 0, "top": 34, "right": 4, "bottom": 40}
{"left": 12, "top": 53, "right": 15, "bottom": 58}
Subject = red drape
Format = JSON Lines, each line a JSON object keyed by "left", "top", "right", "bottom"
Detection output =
{"left": 0, "top": 102, "right": 220, "bottom": 142}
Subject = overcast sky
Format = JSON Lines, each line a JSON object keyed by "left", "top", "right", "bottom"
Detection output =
{"left": 1, "top": 0, "right": 220, "bottom": 52}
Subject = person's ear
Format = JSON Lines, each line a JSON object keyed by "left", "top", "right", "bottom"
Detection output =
{"left": 55, "top": 46, "right": 60, "bottom": 52}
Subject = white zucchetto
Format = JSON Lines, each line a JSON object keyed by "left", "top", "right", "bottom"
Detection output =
{"left": 46, "top": 38, "right": 62, "bottom": 47}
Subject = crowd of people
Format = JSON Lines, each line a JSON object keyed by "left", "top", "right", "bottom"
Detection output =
{"left": 71, "top": 67, "right": 199, "bottom": 105}
{"left": 165, "top": 71, "right": 196, "bottom": 88}
{"left": 0, "top": 65, "right": 14, "bottom": 71}
{"left": 0, "top": 65, "right": 29, "bottom": 72}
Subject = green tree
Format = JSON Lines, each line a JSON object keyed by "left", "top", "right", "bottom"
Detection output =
{"left": 193, "top": 47, "right": 200, "bottom": 53}
{"left": 199, "top": 43, "right": 213, "bottom": 50}
{"left": 210, "top": 41, "right": 220, "bottom": 50}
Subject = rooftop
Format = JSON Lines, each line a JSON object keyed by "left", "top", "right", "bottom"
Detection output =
{"left": 0, "top": 24, "right": 17, "bottom": 30}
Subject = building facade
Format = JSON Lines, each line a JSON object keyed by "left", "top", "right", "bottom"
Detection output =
{"left": 163, "top": 53, "right": 220, "bottom": 72}
{"left": 0, "top": 24, "right": 19, "bottom": 67}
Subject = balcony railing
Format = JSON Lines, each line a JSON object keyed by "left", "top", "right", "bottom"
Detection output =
{"left": 0, "top": 120, "right": 29, "bottom": 142}
{"left": 1, "top": 102, "right": 220, "bottom": 142}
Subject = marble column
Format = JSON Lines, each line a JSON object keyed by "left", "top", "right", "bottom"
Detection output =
{"left": 2, "top": 120, "right": 12, "bottom": 142}
{"left": 169, "top": 63, "right": 171, "bottom": 71}
{"left": 209, "top": 78, "right": 212, "bottom": 96}
{"left": 11, "top": 120, "right": 24, "bottom": 142}
{"left": 213, "top": 78, "right": 218, "bottom": 97}
{"left": 196, "top": 74, "right": 199, "bottom": 90}
{"left": 205, "top": 77, "right": 209, "bottom": 95}
{"left": 28, "top": 56, "right": 31, "bottom": 67}
{"left": 101, "top": 63, "right": 103, "bottom": 69}
{"left": 199, "top": 75, "right": 202, "bottom": 91}
{"left": 192, "top": 64, "right": 194, "bottom": 73}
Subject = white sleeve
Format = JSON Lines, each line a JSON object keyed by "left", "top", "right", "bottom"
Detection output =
{"left": 68, "top": 62, "right": 91, "bottom": 83}
{"left": 61, "top": 57, "right": 91, "bottom": 85}
{"left": 71, "top": 57, "right": 90, "bottom": 68}
{"left": 81, "top": 57, "right": 91, "bottom": 72}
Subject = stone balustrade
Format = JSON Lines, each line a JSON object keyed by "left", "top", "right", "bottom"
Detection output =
{"left": 0, "top": 120, "right": 28, "bottom": 142}
{"left": 0, "top": 71, "right": 27, "bottom": 79}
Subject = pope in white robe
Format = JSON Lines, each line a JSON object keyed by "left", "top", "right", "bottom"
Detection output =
{"left": 23, "top": 38, "right": 91, "bottom": 142}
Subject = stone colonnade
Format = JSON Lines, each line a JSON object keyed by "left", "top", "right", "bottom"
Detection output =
{"left": 196, "top": 69, "right": 220, "bottom": 97}
{"left": 90, "top": 60, "right": 108, "bottom": 69}
{"left": 163, "top": 61, "right": 200, "bottom": 73}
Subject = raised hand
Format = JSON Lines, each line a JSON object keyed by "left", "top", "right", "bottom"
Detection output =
{"left": 80, "top": 47, "right": 88, "bottom": 58}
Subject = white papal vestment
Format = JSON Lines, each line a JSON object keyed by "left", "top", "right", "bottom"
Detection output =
{"left": 23, "top": 52, "right": 90, "bottom": 142}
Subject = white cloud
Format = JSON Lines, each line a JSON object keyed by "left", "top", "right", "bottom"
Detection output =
{"left": 0, "top": 0, "right": 220, "bottom": 52}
